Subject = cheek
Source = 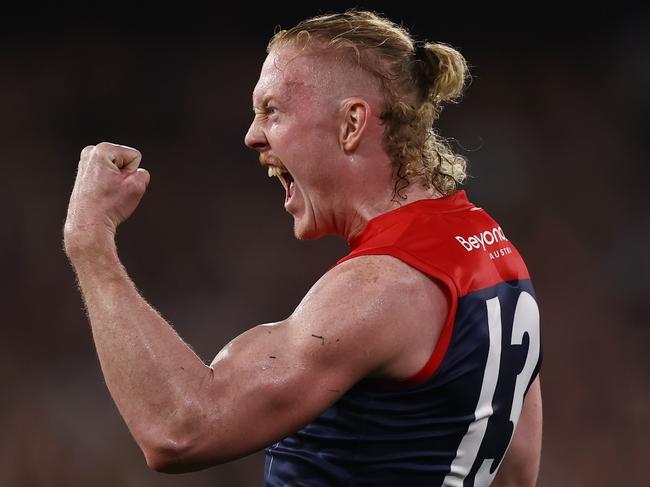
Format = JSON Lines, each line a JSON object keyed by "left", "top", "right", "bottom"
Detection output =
{"left": 269, "top": 121, "right": 301, "bottom": 158}
{"left": 277, "top": 114, "right": 341, "bottom": 191}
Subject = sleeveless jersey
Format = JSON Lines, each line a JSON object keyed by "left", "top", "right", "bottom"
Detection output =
{"left": 264, "top": 190, "right": 543, "bottom": 486}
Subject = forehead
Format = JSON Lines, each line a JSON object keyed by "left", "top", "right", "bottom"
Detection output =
{"left": 252, "top": 47, "right": 319, "bottom": 106}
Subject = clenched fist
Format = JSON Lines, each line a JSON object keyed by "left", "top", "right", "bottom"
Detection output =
{"left": 64, "top": 142, "right": 150, "bottom": 260}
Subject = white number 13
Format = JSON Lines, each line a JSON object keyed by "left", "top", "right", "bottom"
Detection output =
{"left": 444, "top": 291, "right": 540, "bottom": 487}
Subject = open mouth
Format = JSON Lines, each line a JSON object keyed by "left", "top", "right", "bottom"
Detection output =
{"left": 267, "top": 166, "right": 295, "bottom": 202}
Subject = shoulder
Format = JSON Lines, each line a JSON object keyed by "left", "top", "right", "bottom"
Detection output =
{"left": 302, "top": 254, "right": 443, "bottom": 317}
{"left": 326, "top": 253, "right": 440, "bottom": 291}
{"left": 290, "top": 253, "right": 449, "bottom": 380}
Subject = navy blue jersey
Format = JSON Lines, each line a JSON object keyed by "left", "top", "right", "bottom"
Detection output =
{"left": 264, "top": 191, "right": 542, "bottom": 486}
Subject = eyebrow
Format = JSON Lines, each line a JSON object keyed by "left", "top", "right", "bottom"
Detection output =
{"left": 252, "top": 95, "right": 278, "bottom": 112}
{"left": 252, "top": 86, "right": 296, "bottom": 112}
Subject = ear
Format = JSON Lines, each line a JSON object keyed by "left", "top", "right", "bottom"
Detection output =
{"left": 339, "top": 98, "right": 370, "bottom": 153}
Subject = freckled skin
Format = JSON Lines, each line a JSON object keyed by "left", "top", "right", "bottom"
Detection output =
{"left": 244, "top": 46, "right": 440, "bottom": 242}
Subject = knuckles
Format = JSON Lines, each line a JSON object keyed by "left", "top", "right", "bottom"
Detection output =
{"left": 80, "top": 145, "right": 95, "bottom": 159}
{"left": 79, "top": 142, "right": 143, "bottom": 174}
{"left": 95, "top": 141, "right": 119, "bottom": 155}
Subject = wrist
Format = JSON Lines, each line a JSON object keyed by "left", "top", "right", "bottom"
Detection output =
{"left": 63, "top": 223, "right": 118, "bottom": 265}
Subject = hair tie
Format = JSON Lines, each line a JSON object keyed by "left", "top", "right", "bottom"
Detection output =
{"left": 414, "top": 42, "right": 427, "bottom": 61}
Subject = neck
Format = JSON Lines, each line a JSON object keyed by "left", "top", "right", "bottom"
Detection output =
{"left": 341, "top": 180, "right": 442, "bottom": 244}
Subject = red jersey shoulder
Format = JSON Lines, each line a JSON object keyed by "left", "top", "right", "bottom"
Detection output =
{"left": 441, "top": 209, "right": 530, "bottom": 295}
{"left": 338, "top": 196, "right": 530, "bottom": 297}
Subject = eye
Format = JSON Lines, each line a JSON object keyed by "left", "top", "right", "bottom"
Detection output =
{"left": 252, "top": 105, "right": 279, "bottom": 120}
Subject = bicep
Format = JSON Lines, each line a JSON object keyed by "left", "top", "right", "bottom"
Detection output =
{"left": 200, "top": 321, "right": 356, "bottom": 463}
{"left": 493, "top": 375, "right": 543, "bottom": 487}
{"left": 181, "top": 256, "right": 426, "bottom": 467}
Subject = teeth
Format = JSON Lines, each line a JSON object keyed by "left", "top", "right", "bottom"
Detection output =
{"left": 267, "top": 166, "right": 285, "bottom": 178}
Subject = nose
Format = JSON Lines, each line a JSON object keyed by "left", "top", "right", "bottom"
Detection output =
{"left": 244, "top": 119, "right": 269, "bottom": 152}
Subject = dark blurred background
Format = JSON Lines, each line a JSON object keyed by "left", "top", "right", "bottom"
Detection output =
{"left": 2, "top": 2, "right": 648, "bottom": 486}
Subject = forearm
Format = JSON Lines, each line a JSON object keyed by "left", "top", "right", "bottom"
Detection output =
{"left": 68, "top": 239, "right": 212, "bottom": 454}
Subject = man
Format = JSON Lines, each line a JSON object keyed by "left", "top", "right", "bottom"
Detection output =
{"left": 63, "top": 10, "right": 542, "bottom": 487}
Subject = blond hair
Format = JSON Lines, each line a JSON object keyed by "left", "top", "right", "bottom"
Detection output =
{"left": 268, "top": 10, "right": 470, "bottom": 198}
